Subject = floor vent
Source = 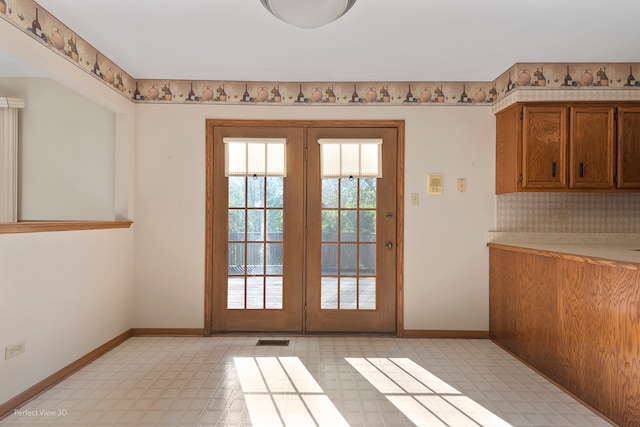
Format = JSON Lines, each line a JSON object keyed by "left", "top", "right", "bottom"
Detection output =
{"left": 256, "top": 339, "right": 290, "bottom": 346}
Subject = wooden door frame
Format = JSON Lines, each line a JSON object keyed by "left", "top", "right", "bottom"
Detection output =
{"left": 204, "top": 119, "right": 405, "bottom": 337}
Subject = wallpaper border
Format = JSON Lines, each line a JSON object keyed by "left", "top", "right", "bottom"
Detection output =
{"left": 1, "top": 1, "right": 639, "bottom": 107}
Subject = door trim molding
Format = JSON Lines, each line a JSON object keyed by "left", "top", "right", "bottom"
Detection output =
{"left": 204, "top": 119, "right": 405, "bottom": 336}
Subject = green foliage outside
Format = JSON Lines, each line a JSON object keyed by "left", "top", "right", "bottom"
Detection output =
{"left": 228, "top": 177, "right": 377, "bottom": 238}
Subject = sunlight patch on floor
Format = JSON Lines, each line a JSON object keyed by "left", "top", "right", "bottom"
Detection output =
{"left": 346, "top": 357, "right": 513, "bottom": 427}
{"left": 234, "top": 357, "right": 349, "bottom": 427}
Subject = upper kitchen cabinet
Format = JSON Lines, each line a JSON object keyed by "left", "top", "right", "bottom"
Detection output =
{"left": 568, "top": 107, "right": 615, "bottom": 189}
{"left": 522, "top": 106, "right": 567, "bottom": 190}
{"left": 495, "top": 102, "right": 640, "bottom": 194}
{"left": 617, "top": 107, "right": 640, "bottom": 188}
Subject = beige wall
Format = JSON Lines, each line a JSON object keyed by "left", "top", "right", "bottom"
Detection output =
{"left": 0, "top": 77, "right": 116, "bottom": 220}
{"left": 133, "top": 104, "right": 495, "bottom": 330}
{"left": 0, "top": 19, "right": 135, "bottom": 406}
{"left": 0, "top": 228, "right": 133, "bottom": 404}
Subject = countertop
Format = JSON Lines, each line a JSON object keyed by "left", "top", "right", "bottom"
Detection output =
{"left": 487, "top": 232, "right": 640, "bottom": 266}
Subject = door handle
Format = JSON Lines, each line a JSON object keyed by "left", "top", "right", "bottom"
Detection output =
{"left": 386, "top": 241, "right": 393, "bottom": 250}
{"left": 579, "top": 162, "right": 585, "bottom": 178}
{"left": 552, "top": 162, "right": 557, "bottom": 178}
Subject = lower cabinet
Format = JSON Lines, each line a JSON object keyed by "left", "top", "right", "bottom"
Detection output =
{"left": 489, "top": 246, "right": 640, "bottom": 427}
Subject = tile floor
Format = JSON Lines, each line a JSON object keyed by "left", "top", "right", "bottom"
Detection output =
{"left": 1, "top": 337, "right": 612, "bottom": 427}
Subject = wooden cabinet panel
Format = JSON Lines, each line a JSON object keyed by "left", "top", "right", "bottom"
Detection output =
{"left": 489, "top": 246, "right": 640, "bottom": 427}
{"left": 489, "top": 249, "right": 560, "bottom": 379}
{"left": 569, "top": 107, "right": 615, "bottom": 189}
{"left": 557, "top": 262, "right": 617, "bottom": 417}
{"left": 608, "top": 266, "right": 640, "bottom": 424}
{"left": 495, "top": 104, "right": 520, "bottom": 194}
{"left": 522, "top": 107, "right": 567, "bottom": 189}
{"left": 617, "top": 107, "right": 640, "bottom": 188}
{"left": 494, "top": 102, "right": 640, "bottom": 193}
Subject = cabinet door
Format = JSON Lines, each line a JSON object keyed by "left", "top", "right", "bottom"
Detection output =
{"left": 617, "top": 107, "right": 640, "bottom": 188}
{"left": 495, "top": 105, "right": 520, "bottom": 194}
{"left": 569, "top": 107, "right": 615, "bottom": 189}
{"left": 522, "top": 107, "right": 567, "bottom": 189}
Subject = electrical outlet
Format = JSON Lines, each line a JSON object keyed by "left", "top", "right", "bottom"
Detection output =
{"left": 457, "top": 178, "right": 467, "bottom": 192}
{"left": 410, "top": 193, "right": 419, "bottom": 206}
{"left": 5, "top": 341, "right": 25, "bottom": 360}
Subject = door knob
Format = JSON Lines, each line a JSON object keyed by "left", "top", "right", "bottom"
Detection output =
{"left": 386, "top": 241, "right": 393, "bottom": 250}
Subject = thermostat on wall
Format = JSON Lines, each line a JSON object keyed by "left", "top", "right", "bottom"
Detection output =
{"left": 427, "top": 174, "right": 443, "bottom": 195}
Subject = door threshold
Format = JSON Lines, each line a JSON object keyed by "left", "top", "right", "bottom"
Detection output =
{"left": 211, "top": 331, "right": 398, "bottom": 337}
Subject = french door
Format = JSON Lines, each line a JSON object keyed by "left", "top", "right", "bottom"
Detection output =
{"left": 305, "top": 127, "right": 397, "bottom": 332}
{"left": 208, "top": 121, "right": 400, "bottom": 334}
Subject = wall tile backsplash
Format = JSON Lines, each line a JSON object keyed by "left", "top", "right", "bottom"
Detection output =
{"left": 496, "top": 193, "right": 640, "bottom": 233}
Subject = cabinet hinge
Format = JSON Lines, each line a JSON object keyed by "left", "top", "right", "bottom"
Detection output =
{"left": 519, "top": 111, "right": 523, "bottom": 120}
{"left": 519, "top": 174, "right": 523, "bottom": 183}
{"left": 614, "top": 111, "right": 618, "bottom": 121}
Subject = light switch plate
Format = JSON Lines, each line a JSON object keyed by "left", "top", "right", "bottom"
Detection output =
{"left": 5, "top": 341, "right": 25, "bottom": 360}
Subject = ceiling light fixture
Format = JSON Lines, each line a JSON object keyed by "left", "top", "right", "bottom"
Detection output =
{"left": 260, "top": 0, "right": 357, "bottom": 29}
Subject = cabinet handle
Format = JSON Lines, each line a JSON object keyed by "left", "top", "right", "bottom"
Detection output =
{"left": 552, "top": 162, "right": 557, "bottom": 178}
{"left": 579, "top": 162, "right": 585, "bottom": 178}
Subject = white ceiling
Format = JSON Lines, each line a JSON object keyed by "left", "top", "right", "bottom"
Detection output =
{"left": 7, "top": 0, "right": 640, "bottom": 82}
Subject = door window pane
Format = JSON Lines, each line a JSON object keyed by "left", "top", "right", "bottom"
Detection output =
{"left": 229, "top": 177, "right": 246, "bottom": 208}
{"left": 227, "top": 277, "right": 245, "bottom": 309}
{"left": 340, "top": 244, "right": 357, "bottom": 276}
{"left": 360, "top": 244, "right": 376, "bottom": 275}
{"left": 228, "top": 243, "right": 245, "bottom": 275}
{"left": 359, "top": 211, "right": 376, "bottom": 242}
{"left": 322, "top": 211, "right": 338, "bottom": 242}
{"left": 246, "top": 277, "right": 265, "bottom": 309}
{"left": 247, "top": 243, "right": 264, "bottom": 275}
{"left": 247, "top": 210, "right": 264, "bottom": 241}
{"left": 248, "top": 177, "right": 264, "bottom": 207}
{"left": 340, "top": 211, "right": 357, "bottom": 242}
{"left": 266, "top": 210, "right": 283, "bottom": 241}
{"left": 359, "top": 178, "right": 376, "bottom": 208}
{"left": 340, "top": 178, "right": 358, "bottom": 208}
{"left": 229, "top": 210, "right": 245, "bottom": 241}
{"left": 266, "top": 243, "right": 283, "bottom": 275}
{"left": 359, "top": 278, "right": 376, "bottom": 310}
{"left": 322, "top": 179, "right": 339, "bottom": 208}
{"left": 340, "top": 277, "right": 357, "bottom": 309}
{"left": 266, "top": 177, "right": 284, "bottom": 208}
{"left": 322, "top": 244, "right": 338, "bottom": 275}
{"left": 321, "top": 277, "right": 338, "bottom": 309}
{"left": 266, "top": 277, "right": 283, "bottom": 309}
